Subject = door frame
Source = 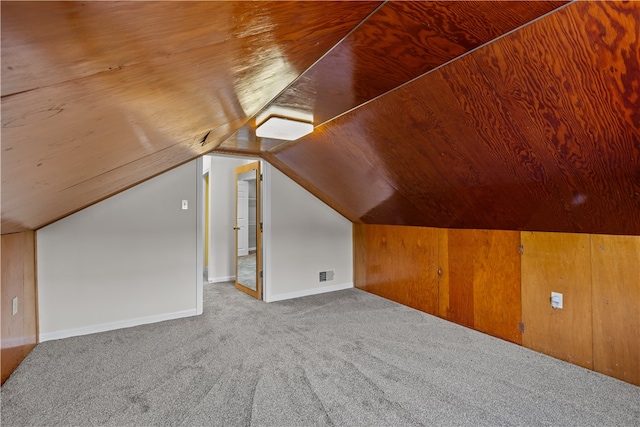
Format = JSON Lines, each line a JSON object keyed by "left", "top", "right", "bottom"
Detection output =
{"left": 234, "top": 161, "right": 262, "bottom": 300}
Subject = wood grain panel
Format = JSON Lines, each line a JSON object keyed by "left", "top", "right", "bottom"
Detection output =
{"left": 360, "top": 225, "right": 439, "bottom": 315}
{"left": 471, "top": 1, "right": 640, "bottom": 234}
{"left": 353, "top": 223, "right": 367, "bottom": 291}
{"left": 265, "top": 136, "right": 427, "bottom": 226}
{"left": 437, "top": 228, "right": 450, "bottom": 319}
{"left": 1, "top": 231, "right": 37, "bottom": 385}
{"left": 268, "top": 1, "right": 639, "bottom": 235}
{"left": 591, "top": 235, "right": 640, "bottom": 386}
{"left": 441, "top": 229, "right": 476, "bottom": 328}
{"left": 218, "top": 1, "right": 566, "bottom": 154}
{"left": 471, "top": 230, "right": 522, "bottom": 344}
{"left": 1, "top": 1, "right": 379, "bottom": 233}
{"left": 439, "top": 229, "right": 522, "bottom": 343}
{"left": 521, "top": 232, "right": 593, "bottom": 369}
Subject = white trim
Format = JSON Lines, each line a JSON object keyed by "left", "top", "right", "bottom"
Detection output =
{"left": 265, "top": 281, "right": 353, "bottom": 303}
{"left": 208, "top": 275, "right": 236, "bottom": 283}
{"left": 262, "top": 164, "right": 272, "bottom": 302}
{"left": 39, "top": 309, "right": 198, "bottom": 342}
{"left": 196, "top": 157, "right": 205, "bottom": 315}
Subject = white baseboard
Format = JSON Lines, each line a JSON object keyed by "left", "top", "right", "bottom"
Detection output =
{"left": 39, "top": 309, "right": 198, "bottom": 342}
{"left": 266, "top": 282, "right": 353, "bottom": 303}
{"left": 208, "top": 275, "right": 235, "bottom": 283}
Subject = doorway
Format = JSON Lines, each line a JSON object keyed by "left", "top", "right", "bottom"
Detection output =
{"left": 234, "top": 161, "right": 262, "bottom": 299}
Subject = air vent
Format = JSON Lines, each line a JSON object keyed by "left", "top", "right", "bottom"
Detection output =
{"left": 319, "top": 270, "right": 334, "bottom": 282}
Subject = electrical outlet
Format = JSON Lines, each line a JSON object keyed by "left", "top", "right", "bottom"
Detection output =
{"left": 551, "top": 292, "right": 563, "bottom": 309}
{"left": 12, "top": 297, "right": 18, "bottom": 315}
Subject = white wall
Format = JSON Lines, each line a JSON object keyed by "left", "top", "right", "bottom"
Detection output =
{"left": 264, "top": 164, "right": 353, "bottom": 302}
{"left": 37, "top": 161, "right": 199, "bottom": 341}
{"left": 205, "top": 155, "right": 246, "bottom": 282}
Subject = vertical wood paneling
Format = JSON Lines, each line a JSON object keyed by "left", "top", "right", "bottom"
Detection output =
{"left": 441, "top": 229, "right": 476, "bottom": 328}
{"left": 440, "top": 229, "right": 522, "bottom": 343}
{"left": 1, "top": 231, "right": 37, "bottom": 384}
{"left": 591, "top": 235, "right": 640, "bottom": 386}
{"left": 353, "top": 224, "right": 367, "bottom": 291}
{"left": 21, "top": 231, "right": 37, "bottom": 354}
{"left": 472, "top": 230, "right": 522, "bottom": 344}
{"left": 521, "top": 232, "right": 593, "bottom": 369}
{"left": 437, "top": 228, "right": 449, "bottom": 318}
{"left": 362, "top": 225, "right": 439, "bottom": 315}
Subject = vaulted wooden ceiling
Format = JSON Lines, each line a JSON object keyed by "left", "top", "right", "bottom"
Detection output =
{"left": 2, "top": 1, "right": 639, "bottom": 235}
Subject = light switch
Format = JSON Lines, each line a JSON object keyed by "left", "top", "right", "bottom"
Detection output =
{"left": 551, "top": 292, "right": 563, "bottom": 309}
{"left": 12, "top": 297, "right": 18, "bottom": 315}
{"left": 182, "top": 200, "right": 188, "bottom": 210}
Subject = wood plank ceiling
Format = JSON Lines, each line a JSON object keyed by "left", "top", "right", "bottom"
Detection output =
{"left": 3, "top": 1, "right": 639, "bottom": 236}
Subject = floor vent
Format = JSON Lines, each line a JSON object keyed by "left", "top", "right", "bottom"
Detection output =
{"left": 319, "top": 270, "right": 335, "bottom": 282}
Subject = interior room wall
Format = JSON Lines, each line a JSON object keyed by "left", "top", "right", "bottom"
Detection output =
{"left": 355, "top": 224, "right": 640, "bottom": 386}
{"left": 264, "top": 164, "right": 353, "bottom": 302}
{"left": 206, "top": 155, "right": 246, "bottom": 283}
{"left": 37, "top": 161, "right": 199, "bottom": 341}
{"left": 1, "top": 231, "right": 37, "bottom": 384}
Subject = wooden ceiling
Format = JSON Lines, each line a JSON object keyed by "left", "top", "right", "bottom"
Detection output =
{"left": 3, "top": 1, "right": 639, "bottom": 235}
{"left": 1, "top": 1, "right": 379, "bottom": 233}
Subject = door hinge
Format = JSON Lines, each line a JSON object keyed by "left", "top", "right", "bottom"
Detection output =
{"left": 260, "top": 270, "right": 263, "bottom": 278}
{"left": 260, "top": 222, "right": 263, "bottom": 232}
{"left": 518, "top": 244, "right": 524, "bottom": 255}
{"left": 519, "top": 322, "right": 525, "bottom": 333}
{"left": 260, "top": 173, "right": 263, "bottom": 181}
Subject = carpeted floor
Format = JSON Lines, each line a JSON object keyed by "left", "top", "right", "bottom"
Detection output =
{"left": 2, "top": 282, "right": 639, "bottom": 426}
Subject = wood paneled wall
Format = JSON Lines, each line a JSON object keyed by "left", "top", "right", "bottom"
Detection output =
{"left": 354, "top": 225, "right": 439, "bottom": 315}
{"left": 521, "top": 232, "right": 593, "bottom": 369}
{"left": 440, "top": 229, "right": 522, "bottom": 344}
{"left": 1, "top": 231, "right": 38, "bottom": 385}
{"left": 355, "top": 224, "right": 640, "bottom": 385}
{"left": 591, "top": 235, "right": 640, "bottom": 385}
{"left": 353, "top": 224, "right": 522, "bottom": 344}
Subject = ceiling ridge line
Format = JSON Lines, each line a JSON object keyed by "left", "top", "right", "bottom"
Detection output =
{"left": 311, "top": 0, "right": 578, "bottom": 132}
{"left": 219, "top": 1, "right": 386, "bottom": 153}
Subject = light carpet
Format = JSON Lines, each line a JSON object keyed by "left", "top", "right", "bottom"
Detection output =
{"left": 1, "top": 282, "right": 638, "bottom": 426}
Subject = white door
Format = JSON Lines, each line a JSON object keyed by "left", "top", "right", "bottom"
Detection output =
{"left": 237, "top": 180, "right": 249, "bottom": 256}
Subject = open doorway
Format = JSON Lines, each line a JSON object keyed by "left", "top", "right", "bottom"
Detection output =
{"left": 201, "top": 154, "right": 264, "bottom": 302}
{"left": 234, "top": 162, "right": 262, "bottom": 299}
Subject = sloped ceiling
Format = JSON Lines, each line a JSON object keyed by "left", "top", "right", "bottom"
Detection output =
{"left": 3, "top": 1, "right": 639, "bottom": 235}
{"left": 1, "top": 1, "right": 380, "bottom": 233}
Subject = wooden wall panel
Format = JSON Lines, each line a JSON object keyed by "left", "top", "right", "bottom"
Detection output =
{"left": 440, "top": 229, "right": 476, "bottom": 328}
{"left": 359, "top": 225, "right": 439, "bottom": 315}
{"left": 439, "top": 229, "right": 522, "bottom": 344}
{"left": 521, "top": 232, "right": 593, "bottom": 369}
{"left": 1, "top": 231, "right": 38, "bottom": 385}
{"left": 471, "top": 230, "right": 522, "bottom": 344}
{"left": 591, "top": 235, "right": 640, "bottom": 386}
{"left": 357, "top": 225, "right": 521, "bottom": 343}
{"left": 353, "top": 224, "right": 367, "bottom": 291}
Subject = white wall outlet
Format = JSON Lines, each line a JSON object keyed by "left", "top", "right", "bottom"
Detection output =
{"left": 12, "top": 296, "right": 18, "bottom": 315}
{"left": 551, "top": 292, "right": 563, "bottom": 309}
{"left": 181, "top": 200, "right": 188, "bottom": 210}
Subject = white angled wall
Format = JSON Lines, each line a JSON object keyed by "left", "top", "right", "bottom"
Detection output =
{"left": 37, "top": 161, "right": 199, "bottom": 341}
{"left": 264, "top": 164, "right": 353, "bottom": 302}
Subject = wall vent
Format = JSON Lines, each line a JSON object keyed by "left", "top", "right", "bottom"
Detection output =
{"left": 319, "top": 270, "right": 334, "bottom": 282}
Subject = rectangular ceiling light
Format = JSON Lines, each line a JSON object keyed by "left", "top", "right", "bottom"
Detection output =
{"left": 256, "top": 116, "right": 313, "bottom": 141}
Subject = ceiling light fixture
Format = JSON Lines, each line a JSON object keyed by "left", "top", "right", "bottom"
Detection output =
{"left": 256, "top": 116, "right": 314, "bottom": 141}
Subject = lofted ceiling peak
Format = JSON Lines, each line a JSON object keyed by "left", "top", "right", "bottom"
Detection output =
{"left": 3, "top": 1, "right": 638, "bottom": 236}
